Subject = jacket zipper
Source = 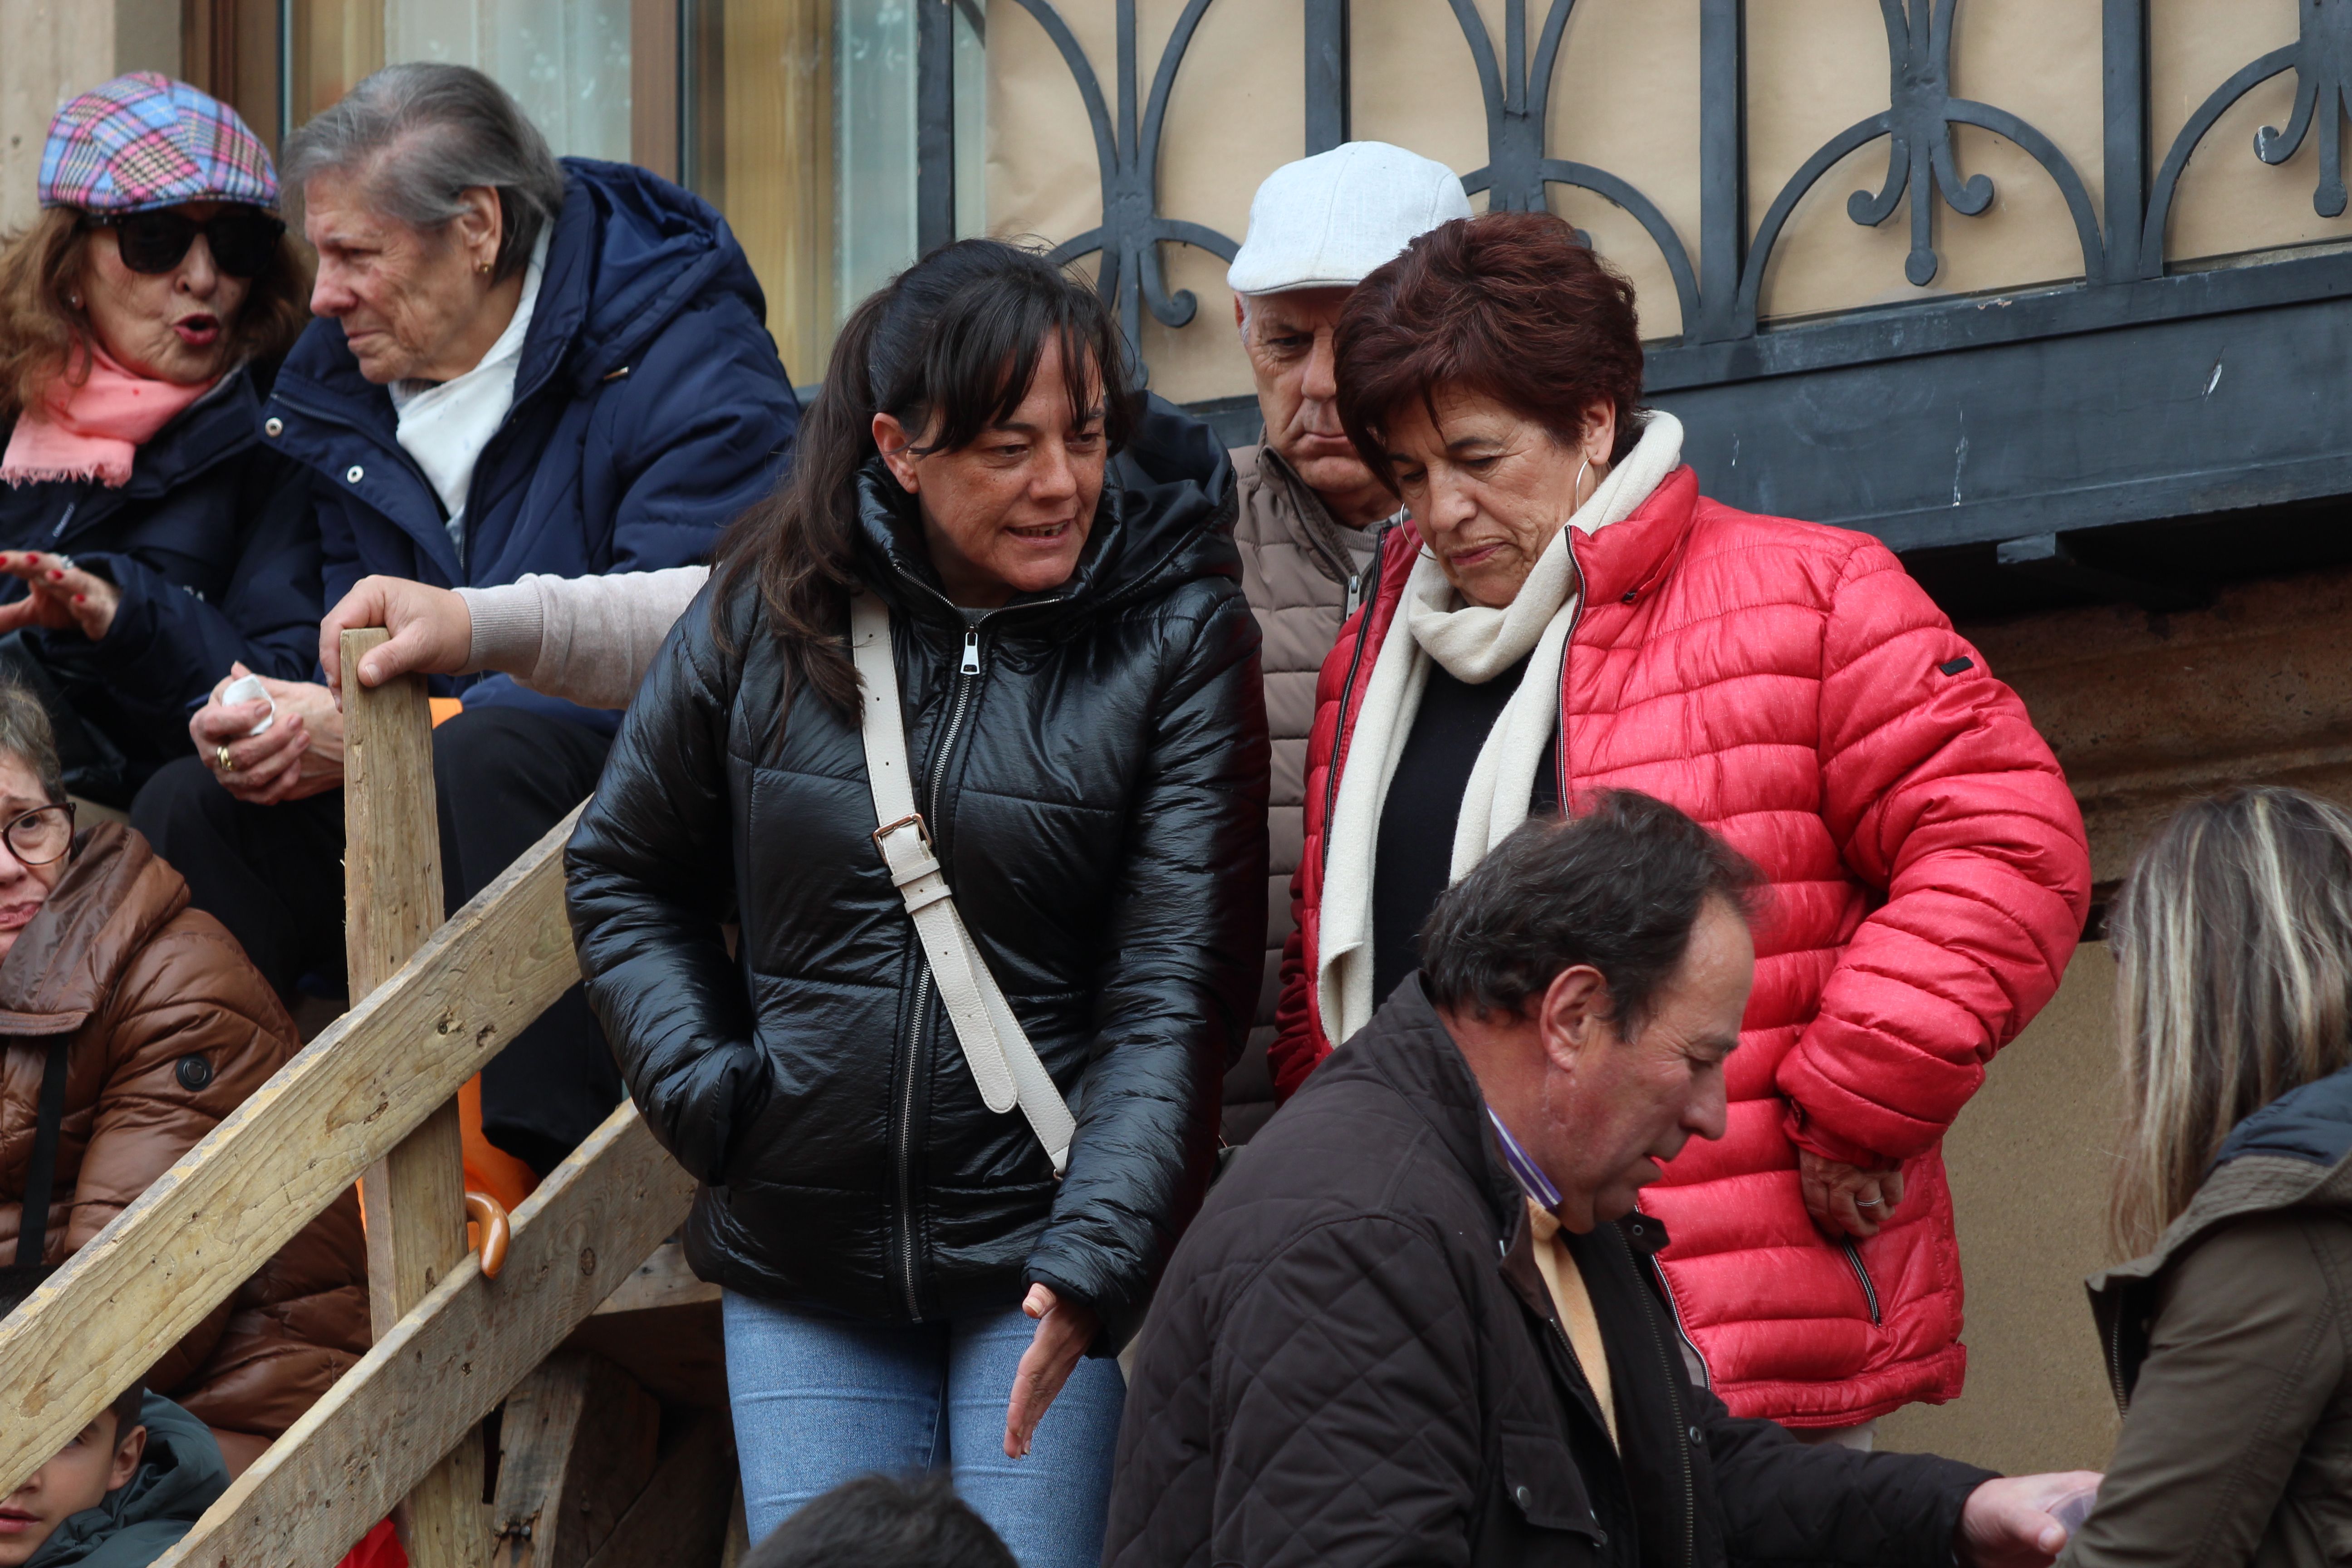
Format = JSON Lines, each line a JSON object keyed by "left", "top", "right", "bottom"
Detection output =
{"left": 1841, "top": 1240, "right": 1883, "bottom": 1325}
{"left": 1645, "top": 1228, "right": 1712, "bottom": 1389}
{"left": 889, "top": 621, "right": 986, "bottom": 1321}
{"left": 1316, "top": 520, "right": 1395, "bottom": 872}
{"left": 1633, "top": 1243, "right": 1696, "bottom": 1568}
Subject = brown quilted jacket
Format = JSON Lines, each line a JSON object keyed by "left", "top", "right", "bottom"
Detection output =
{"left": 1224, "top": 442, "right": 1383, "bottom": 1143}
{"left": 0, "top": 823, "right": 367, "bottom": 1438}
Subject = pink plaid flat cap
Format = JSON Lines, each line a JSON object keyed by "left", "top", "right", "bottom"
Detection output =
{"left": 39, "top": 73, "right": 278, "bottom": 215}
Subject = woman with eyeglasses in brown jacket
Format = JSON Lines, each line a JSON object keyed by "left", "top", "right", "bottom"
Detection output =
{"left": 0, "top": 681, "right": 365, "bottom": 1477}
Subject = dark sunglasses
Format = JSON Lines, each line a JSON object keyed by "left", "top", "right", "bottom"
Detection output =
{"left": 81, "top": 207, "right": 286, "bottom": 279}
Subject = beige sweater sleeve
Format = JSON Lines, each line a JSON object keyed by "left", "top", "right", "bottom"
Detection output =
{"left": 453, "top": 565, "right": 711, "bottom": 710}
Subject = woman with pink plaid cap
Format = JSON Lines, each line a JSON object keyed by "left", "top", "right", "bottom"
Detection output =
{"left": 0, "top": 73, "right": 317, "bottom": 810}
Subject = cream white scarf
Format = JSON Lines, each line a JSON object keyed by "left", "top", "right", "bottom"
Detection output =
{"left": 1314, "top": 411, "right": 1684, "bottom": 1045}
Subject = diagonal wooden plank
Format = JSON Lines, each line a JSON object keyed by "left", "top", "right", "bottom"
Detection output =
{"left": 0, "top": 803, "right": 586, "bottom": 1494}
{"left": 155, "top": 1102, "right": 695, "bottom": 1568}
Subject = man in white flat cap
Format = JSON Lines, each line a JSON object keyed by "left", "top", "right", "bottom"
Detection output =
{"left": 1220, "top": 140, "right": 1471, "bottom": 1143}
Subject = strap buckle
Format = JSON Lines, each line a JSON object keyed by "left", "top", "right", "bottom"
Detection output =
{"left": 872, "top": 812, "right": 931, "bottom": 851}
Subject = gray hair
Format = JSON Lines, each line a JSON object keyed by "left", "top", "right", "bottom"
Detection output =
{"left": 0, "top": 681, "right": 64, "bottom": 804}
{"left": 2108, "top": 786, "right": 2352, "bottom": 1255}
{"left": 283, "top": 63, "right": 565, "bottom": 282}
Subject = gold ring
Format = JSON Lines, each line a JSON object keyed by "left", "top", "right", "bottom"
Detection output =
{"left": 216, "top": 744, "right": 236, "bottom": 774}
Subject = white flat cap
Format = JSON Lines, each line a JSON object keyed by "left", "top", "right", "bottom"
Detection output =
{"left": 1227, "top": 141, "right": 1473, "bottom": 295}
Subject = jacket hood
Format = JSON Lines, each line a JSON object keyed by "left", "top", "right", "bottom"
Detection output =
{"left": 278, "top": 157, "right": 769, "bottom": 417}
{"left": 2099, "top": 1065, "right": 2352, "bottom": 1288}
{"left": 0, "top": 824, "right": 186, "bottom": 1034}
{"left": 852, "top": 394, "right": 1238, "bottom": 629}
{"left": 24, "top": 1394, "right": 227, "bottom": 1568}
{"left": 2088, "top": 1064, "right": 2352, "bottom": 1394}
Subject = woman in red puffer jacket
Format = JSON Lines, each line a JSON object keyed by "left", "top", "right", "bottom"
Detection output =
{"left": 1269, "top": 211, "right": 2091, "bottom": 1436}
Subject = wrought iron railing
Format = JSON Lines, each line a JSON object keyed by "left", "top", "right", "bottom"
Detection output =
{"left": 911, "top": 0, "right": 2352, "bottom": 375}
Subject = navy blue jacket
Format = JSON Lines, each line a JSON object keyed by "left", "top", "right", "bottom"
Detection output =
{"left": 0, "top": 367, "right": 320, "bottom": 791}
{"left": 263, "top": 158, "right": 801, "bottom": 731}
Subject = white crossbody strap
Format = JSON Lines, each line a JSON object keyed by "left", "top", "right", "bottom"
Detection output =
{"left": 850, "top": 589, "right": 1076, "bottom": 1176}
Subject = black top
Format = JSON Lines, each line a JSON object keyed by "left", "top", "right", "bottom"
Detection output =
{"left": 1371, "top": 654, "right": 1560, "bottom": 1004}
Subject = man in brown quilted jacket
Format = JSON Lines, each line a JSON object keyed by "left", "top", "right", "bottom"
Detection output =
{"left": 0, "top": 684, "right": 365, "bottom": 1477}
{"left": 1220, "top": 142, "right": 1472, "bottom": 1140}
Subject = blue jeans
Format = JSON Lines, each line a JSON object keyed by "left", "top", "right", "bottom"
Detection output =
{"left": 723, "top": 1290, "right": 1126, "bottom": 1568}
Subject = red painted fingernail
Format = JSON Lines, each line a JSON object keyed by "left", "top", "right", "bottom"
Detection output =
{"left": 46, "top": 570, "right": 62, "bottom": 581}
{"left": 72, "top": 594, "right": 85, "bottom": 604}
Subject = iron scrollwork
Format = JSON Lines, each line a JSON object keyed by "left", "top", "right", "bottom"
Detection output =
{"left": 1445, "top": 0, "right": 1701, "bottom": 335}
{"left": 2142, "top": 0, "right": 2352, "bottom": 267}
{"left": 998, "top": 0, "right": 1240, "bottom": 379}
{"left": 1736, "top": 0, "right": 2103, "bottom": 327}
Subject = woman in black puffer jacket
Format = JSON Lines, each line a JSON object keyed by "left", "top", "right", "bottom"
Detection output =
{"left": 565, "top": 240, "right": 1267, "bottom": 1566}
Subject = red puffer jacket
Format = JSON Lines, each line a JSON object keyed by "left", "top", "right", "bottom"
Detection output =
{"left": 1272, "top": 466, "right": 2091, "bottom": 1426}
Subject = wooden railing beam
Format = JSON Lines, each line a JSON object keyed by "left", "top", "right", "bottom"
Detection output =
{"left": 342, "top": 627, "right": 485, "bottom": 1568}
{"left": 0, "top": 805, "right": 583, "bottom": 1494}
{"left": 155, "top": 1103, "right": 693, "bottom": 1568}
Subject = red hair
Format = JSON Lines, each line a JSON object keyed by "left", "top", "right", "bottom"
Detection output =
{"left": 1334, "top": 210, "right": 1645, "bottom": 490}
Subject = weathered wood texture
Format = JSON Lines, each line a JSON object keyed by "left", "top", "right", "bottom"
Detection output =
{"left": 490, "top": 1352, "right": 660, "bottom": 1568}
{"left": 154, "top": 1102, "right": 693, "bottom": 1568}
{"left": 591, "top": 1241, "right": 720, "bottom": 1316}
{"left": 344, "top": 627, "right": 485, "bottom": 1568}
{"left": 581, "top": 1411, "right": 737, "bottom": 1568}
{"left": 0, "top": 805, "right": 584, "bottom": 1494}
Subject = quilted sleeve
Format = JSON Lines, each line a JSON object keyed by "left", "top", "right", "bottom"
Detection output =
{"left": 1775, "top": 541, "right": 2091, "bottom": 1165}
{"left": 1209, "top": 1215, "right": 1485, "bottom": 1567}
{"left": 1698, "top": 1382, "right": 1993, "bottom": 1568}
{"left": 1024, "top": 587, "right": 1269, "bottom": 1350}
{"left": 566, "top": 580, "right": 767, "bottom": 1185}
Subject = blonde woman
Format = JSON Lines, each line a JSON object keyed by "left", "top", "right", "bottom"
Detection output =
{"left": 2061, "top": 786, "right": 2352, "bottom": 1568}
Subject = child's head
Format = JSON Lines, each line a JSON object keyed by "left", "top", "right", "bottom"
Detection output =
{"left": 0, "top": 1383, "right": 145, "bottom": 1567}
{"left": 742, "top": 1473, "right": 1014, "bottom": 1568}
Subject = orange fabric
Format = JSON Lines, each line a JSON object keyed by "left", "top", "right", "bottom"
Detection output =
{"left": 428, "top": 697, "right": 464, "bottom": 727}
{"left": 460, "top": 1073, "right": 538, "bottom": 1212}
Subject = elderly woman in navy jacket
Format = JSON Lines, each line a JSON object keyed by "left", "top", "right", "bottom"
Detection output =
{"left": 0, "top": 74, "right": 317, "bottom": 808}
{"left": 132, "top": 62, "right": 801, "bottom": 1173}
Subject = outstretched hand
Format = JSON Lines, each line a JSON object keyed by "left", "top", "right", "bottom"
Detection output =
{"left": 1957, "top": 1471, "right": 2104, "bottom": 1568}
{"left": 1003, "top": 1284, "right": 1100, "bottom": 1460}
{"left": 0, "top": 552, "right": 120, "bottom": 641}
{"left": 320, "top": 575, "right": 474, "bottom": 699}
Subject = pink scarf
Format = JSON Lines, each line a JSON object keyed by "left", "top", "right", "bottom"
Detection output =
{"left": 1, "top": 344, "right": 214, "bottom": 488}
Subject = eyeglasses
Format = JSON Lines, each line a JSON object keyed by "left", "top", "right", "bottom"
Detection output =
{"left": 81, "top": 208, "right": 286, "bottom": 280}
{"left": 0, "top": 804, "right": 74, "bottom": 867}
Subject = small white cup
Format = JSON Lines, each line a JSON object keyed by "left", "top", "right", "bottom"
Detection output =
{"left": 221, "top": 673, "right": 276, "bottom": 736}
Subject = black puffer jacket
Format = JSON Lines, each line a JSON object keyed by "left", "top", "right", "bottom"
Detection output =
{"left": 567, "top": 402, "right": 1268, "bottom": 1347}
{"left": 1107, "top": 976, "right": 1995, "bottom": 1566}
